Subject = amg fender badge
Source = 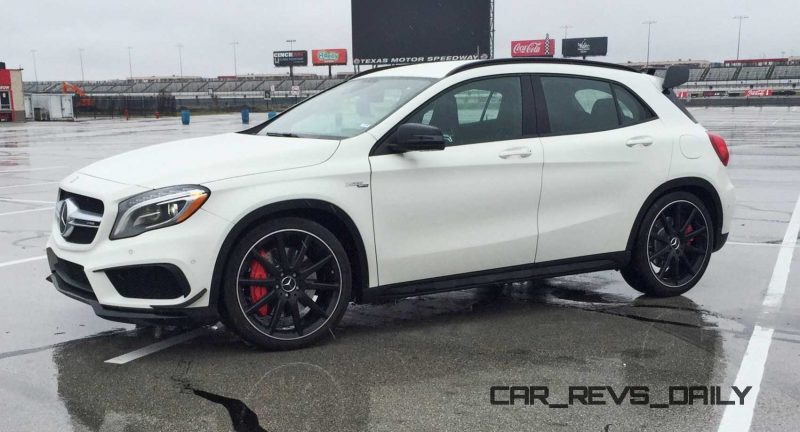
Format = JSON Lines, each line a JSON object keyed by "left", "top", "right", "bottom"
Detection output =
{"left": 346, "top": 181, "right": 369, "bottom": 188}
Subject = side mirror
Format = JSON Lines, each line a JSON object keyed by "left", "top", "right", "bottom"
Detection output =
{"left": 389, "top": 123, "right": 446, "bottom": 153}
{"left": 662, "top": 65, "right": 690, "bottom": 91}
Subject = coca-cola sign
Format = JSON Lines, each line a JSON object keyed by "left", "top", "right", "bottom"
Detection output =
{"left": 511, "top": 39, "right": 554, "bottom": 57}
{"left": 744, "top": 89, "right": 773, "bottom": 97}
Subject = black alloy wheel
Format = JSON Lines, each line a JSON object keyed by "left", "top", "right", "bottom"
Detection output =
{"left": 622, "top": 191, "right": 714, "bottom": 297}
{"left": 646, "top": 200, "right": 710, "bottom": 287}
{"left": 222, "top": 218, "right": 351, "bottom": 350}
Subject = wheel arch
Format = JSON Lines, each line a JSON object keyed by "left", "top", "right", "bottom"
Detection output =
{"left": 626, "top": 177, "right": 724, "bottom": 252}
{"left": 210, "top": 199, "right": 370, "bottom": 308}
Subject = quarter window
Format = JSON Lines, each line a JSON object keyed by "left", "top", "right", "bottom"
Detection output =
{"left": 407, "top": 77, "right": 522, "bottom": 146}
{"left": 613, "top": 84, "right": 656, "bottom": 125}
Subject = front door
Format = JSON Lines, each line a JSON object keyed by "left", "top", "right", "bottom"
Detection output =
{"left": 369, "top": 76, "right": 543, "bottom": 286}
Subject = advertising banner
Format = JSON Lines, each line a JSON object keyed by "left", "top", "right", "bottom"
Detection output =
{"left": 562, "top": 37, "right": 608, "bottom": 58}
{"left": 744, "top": 89, "right": 773, "bottom": 97}
{"left": 511, "top": 39, "right": 555, "bottom": 57}
{"left": 273, "top": 51, "right": 308, "bottom": 67}
{"left": 312, "top": 49, "right": 348, "bottom": 66}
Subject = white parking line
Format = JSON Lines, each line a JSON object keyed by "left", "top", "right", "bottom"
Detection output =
{"left": 0, "top": 197, "right": 55, "bottom": 205}
{"left": 727, "top": 241, "right": 798, "bottom": 248}
{"left": 0, "top": 207, "right": 53, "bottom": 217}
{"left": 0, "top": 255, "right": 47, "bottom": 269}
{"left": 718, "top": 191, "right": 800, "bottom": 432}
{"left": 0, "top": 166, "right": 66, "bottom": 174}
{"left": 0, "top": 181, "right": 59, "bottom": 190}
{"left": 104, "top": 327, "right": 209, "bottom": 364}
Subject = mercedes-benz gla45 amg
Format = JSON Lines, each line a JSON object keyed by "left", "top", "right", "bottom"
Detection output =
{"left": 47, "top": 59, "right": 734, "bottom": 349}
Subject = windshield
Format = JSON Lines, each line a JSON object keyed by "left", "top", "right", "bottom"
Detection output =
{"left": 262, "top": 77, "right": 435, "bottom": 140}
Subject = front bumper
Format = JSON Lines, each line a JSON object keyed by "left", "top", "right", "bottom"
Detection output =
{"left": 47, "top": 248, "right": 219, "bottom": 325}
{"left": 46, "top": 173, "right": 231, "bottom": 325}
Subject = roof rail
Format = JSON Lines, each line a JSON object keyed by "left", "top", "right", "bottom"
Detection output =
{"left": 445, "top": 58, "right": 640, "bottom": 76}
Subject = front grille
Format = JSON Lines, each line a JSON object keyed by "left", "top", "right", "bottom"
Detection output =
{"left": 106, "top": 264, "right": 190, "bottom": 300}
{"left": 58, "top": 189, "right": 104, "bottom": 244}
{"left": 47, "top": 248, "right": 97, "bottom": 302}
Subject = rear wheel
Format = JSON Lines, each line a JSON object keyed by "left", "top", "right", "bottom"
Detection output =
{"left": 222, "top": 217, "right": 351, "bottom": 350}
{"left": 622, "top": 192, "right": 713, "bottom": 297}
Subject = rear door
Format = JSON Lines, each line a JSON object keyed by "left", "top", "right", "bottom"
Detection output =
{"left": 533, "top": 74, "right": 672, "bottom": 262}
{"left": 369, "top": 75, "right": 543, "bottom": 285}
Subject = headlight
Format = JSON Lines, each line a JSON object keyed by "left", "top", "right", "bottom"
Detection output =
{"left": 110, "top": 185, "right": 210, "bottom": 240}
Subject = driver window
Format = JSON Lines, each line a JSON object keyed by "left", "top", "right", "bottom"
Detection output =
{"left": 406, "top": 76, "right": 522, "bottom": 146}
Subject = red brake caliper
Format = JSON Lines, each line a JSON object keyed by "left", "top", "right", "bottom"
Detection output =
{"left": 247, "top": 251, "right": 270, "bottom": 317}
{"left": 684, "top": 225, "right": 695, "bottom": 245}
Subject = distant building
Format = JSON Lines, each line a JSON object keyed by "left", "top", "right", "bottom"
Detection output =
{"left": 0, "top": 62, "right": 25, "bottom": 122}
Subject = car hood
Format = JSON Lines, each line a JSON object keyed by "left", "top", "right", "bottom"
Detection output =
{"left": 78, "top": 133, "right": 340, "bottom": 189}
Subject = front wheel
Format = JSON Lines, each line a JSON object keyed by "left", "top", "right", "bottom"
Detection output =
{"left": 622, "top": 192, "right": 714, "bottom": 297}
{"left": 221, "top": 217, "right": 351, "bottom": 350}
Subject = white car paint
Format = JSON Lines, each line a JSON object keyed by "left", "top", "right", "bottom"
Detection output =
{"left": 47, "top": 60, "right": 735, "bottom": 316}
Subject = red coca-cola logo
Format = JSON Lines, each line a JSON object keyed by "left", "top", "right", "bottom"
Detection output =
{"left": 511, "top": 40, "right": 552, "bottom": 57}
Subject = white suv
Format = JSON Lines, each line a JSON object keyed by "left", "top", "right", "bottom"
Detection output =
{"left": 47, "top": 59, "right": 734, "bottom": 349}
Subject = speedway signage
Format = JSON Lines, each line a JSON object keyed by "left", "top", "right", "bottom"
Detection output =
{"left": 511, "top": 39, "right": 554, "bottom": 57}
{"left": 273, "top": 51, "right": 308, "bottom": 67}
{"left": 312, "top": 49, "right": 348, "bottom": 66}
{"left": 744, "top": 89, "right": 773, "bottom": 97}
{"left": 562, "top": 37, "right": 608, "bottom": 58}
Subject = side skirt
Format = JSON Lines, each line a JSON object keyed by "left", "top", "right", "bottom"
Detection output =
{"left": 360, "top": 251, "right": 630, "bottom": 303}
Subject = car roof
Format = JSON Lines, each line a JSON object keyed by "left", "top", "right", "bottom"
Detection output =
{"left": 354, "top": 58, "right": 641, "bottom": 80}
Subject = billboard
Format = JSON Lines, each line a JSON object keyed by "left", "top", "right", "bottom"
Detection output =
{"left": 312, "top": 49, "right": 348, "bottom": 66}
{"left": 562, "top": 37, "right": 608, "bottom": 58}
{"left": 273, "top": 51, "right": 308, "bottom": 67}
{"left": 351, "top": 0, "right": 491, "bottom": 64}
{"left": 511, "top": 39, "right": 555, "bottom": 57}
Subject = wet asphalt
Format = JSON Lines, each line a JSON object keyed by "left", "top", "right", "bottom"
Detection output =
{"left": 0, "top": 108, "right": 799, "bottom": 431}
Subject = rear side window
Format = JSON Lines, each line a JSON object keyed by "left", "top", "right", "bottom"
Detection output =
{"left": 613, "top": 84, "right": 656, "bottom": 125}
{"left": 540, "top": 76, "right": 619, "bottom": 134}
{"left": 539, "top": 76, "right": 657, "bottom": 135}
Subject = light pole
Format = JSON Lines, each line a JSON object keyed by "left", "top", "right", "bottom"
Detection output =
{"left": 286, "top": 39, "right": 297, "bottom": 87}
{"left": 560, "top": 25, "right": 572, "bottom": 40}
{"left": 126, "top": 46, "right": 133, "bottom": 79}
{"left": 176, "top": 44, "right": 184, "bottom": 78}
{"left": 30, "top": 49, "right": 39, "bottom": 82}
{"left": 231, "top": 41, "right": 239, "bottom": 76}
{"left": 643, "top": 20, "right": 657, "bottom": 66}
{"left": 78, "top": 48, "right": 85, "bottom": 81}
{"left": 733, "top": 15, "right": 748, "bottom": 60}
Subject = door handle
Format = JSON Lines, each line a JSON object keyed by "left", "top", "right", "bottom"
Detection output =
{"left": 626, "top": 136, "right": 654, "bottom": 147}
{"left": 499, "top": 146, "right": 532, "bottom": 159}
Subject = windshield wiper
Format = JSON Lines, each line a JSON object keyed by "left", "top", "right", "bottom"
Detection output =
{"left": 266, "top": 132, "right": 301, "bottom": 138}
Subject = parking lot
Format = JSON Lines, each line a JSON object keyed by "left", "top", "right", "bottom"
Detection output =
{"left": 1, "top": 107, "right": 798, "bottom": 431}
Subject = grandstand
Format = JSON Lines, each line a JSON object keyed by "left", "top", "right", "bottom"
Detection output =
{"left": 21, "top": 57, "right": 800, "bottom": 115}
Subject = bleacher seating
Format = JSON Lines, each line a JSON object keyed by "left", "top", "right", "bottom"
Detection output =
{"left": 772, "top": 65, "right": 800, "bottom": 79}
{"left": 688, "top": 68, "right": 705, "bottom": 81}
{"left": 705, "top": 67, "right": 737, "bottom": 81}
{"left": 20, "top": 60, "right": 800, "bottom": 98}
{"left": 737, "top": 67, "right": 770, "bottom": 80}
{"left": 215, "top": 81, "right": 242, "bottom": 92}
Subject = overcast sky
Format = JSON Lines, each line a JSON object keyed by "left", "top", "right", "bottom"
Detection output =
{"left": 4, "top": 0, "right": 798, "bottom": 81}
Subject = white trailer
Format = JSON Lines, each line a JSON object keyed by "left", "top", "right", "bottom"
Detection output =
{"left": 29, "top": 94, "right": 74, "bottom": 121}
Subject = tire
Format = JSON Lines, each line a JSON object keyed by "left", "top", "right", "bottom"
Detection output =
{"left": 622, "top": 191, "right": 714, "bottom": 297}
{"left": 221, "top": 217, "right": 351, "bottom": 350}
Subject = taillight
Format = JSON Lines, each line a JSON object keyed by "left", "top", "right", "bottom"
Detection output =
{"left": 707, "top": 132, "right": 729, "bottom": 166}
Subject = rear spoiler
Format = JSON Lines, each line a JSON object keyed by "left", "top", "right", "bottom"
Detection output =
{"left": 660, "top": 65, "right": 690, "bottom": 91}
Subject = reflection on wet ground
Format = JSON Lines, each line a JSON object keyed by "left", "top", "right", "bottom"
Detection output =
{"left": 1, "top": 108, "right": 799, "bottom": 431}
